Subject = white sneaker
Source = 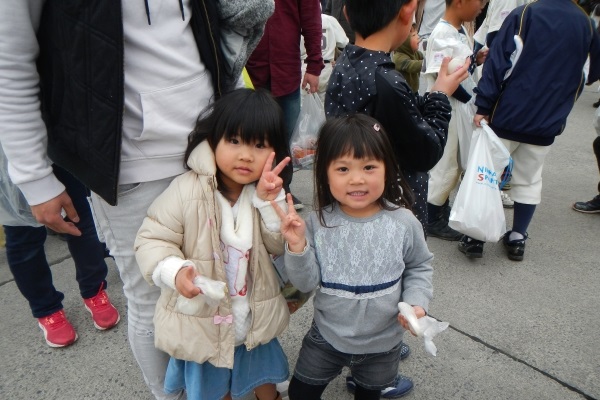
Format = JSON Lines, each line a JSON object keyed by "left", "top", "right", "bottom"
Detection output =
{"left": 276, "top": 380, "right": 289, "bottom": 400}
{"left": 501, "top": 191, "right": 514, "bottom": 208}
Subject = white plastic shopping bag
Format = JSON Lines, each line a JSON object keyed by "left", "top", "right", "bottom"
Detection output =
{"left": 0, "top": 146, "right": 40, "bottom": 227}
{"left": 449, "top": 121, "right": 510, "bottom": 242}
{"left": 290, "top": 92, "right": 325, "bottom": 169}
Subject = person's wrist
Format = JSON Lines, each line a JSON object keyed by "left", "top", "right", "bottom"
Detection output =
{"left": 287, "top": 240, "right": 307, "bottom": 254}
{"left": 429, "top": 90, "right": 449, "bottom": 99}
{"left": 256, "top": 192, "right": 268, "bottom": 202}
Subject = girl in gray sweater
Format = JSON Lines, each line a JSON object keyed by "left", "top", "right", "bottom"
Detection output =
{"left": 272, "top": 114, "right": 434, "bottom": 399}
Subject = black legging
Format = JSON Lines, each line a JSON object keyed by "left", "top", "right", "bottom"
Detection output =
{"left": 593, "top": 136, "right": 600, "bottom": 193}
{"left": 288, "top": 376, "right": 381, "bottom": 400}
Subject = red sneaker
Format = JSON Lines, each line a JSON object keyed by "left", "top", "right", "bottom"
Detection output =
{"left": 83, "top": 283, "right": 120, "bottom": 330}
{"left": 37, "top": 310, "right": 78, "bottom": 348}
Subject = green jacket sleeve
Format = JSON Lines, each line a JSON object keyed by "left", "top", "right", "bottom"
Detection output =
{"left": 393, "top": 52, "right": 424, "bottom": 75}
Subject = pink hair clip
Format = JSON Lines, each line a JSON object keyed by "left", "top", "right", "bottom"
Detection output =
{"left": 373, "top": 123, "right": 380, "bottom": 131}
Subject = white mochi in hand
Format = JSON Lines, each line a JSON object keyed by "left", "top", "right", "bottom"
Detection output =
{"left": 176, "top": 276, "right": 226, "bottom": 315}
{"left": 447, "top": 57, "right": 465, "bottom": 74}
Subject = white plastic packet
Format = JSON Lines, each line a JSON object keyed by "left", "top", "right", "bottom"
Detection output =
{"left": 398, "top": 302, "right": 449, "bottom": 356}
{"left": 176, "top": 276, "right": 227, "bottom": 315}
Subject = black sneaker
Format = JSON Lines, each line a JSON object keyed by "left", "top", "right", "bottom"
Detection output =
{"left": 345, "top": 342, "right": 411, "bottom": 398}
{"left": 458, "top": 236, "right": 484, "bottom": 258}
{"left": 594, "top": 98, "right": 600, "bottom": 108}
{"left": 426, "top": 218, "right": 463, "bottom": 241}
{"left": 291, "top": 194, "right": 304, "bottom": 211}
{"left": 503, "top": 231, "right": 526, "bottom": 261}
{"left": 572, "top": 194, "right": 600, "bottom": 213}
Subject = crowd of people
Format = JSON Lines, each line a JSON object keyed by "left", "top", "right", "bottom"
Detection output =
{"left": 0, "top": 0, "right": 598, "bottom": 399}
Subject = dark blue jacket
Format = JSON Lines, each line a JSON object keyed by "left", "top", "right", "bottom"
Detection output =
{"left": 475, "top": 0, "right": 600, "bottom": 146}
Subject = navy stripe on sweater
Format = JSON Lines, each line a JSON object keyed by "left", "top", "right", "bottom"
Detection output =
{"left": 321, "top": 276, "right": 401, "bottom": 295}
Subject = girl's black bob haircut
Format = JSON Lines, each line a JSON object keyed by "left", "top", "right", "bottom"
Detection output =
{"left": 184, "top": 88, "right": 289, "bottom": 169}
{"left": 313, "top": 114, "right": 414, "bottom": 226}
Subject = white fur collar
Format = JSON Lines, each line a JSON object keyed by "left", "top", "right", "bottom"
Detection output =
{"left": 215, "top": 184, "right": 254, "bottom": 251}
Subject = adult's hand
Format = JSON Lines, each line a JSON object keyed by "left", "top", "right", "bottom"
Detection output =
{"left": 302, "top": 72, "right": 319, "bottom": 94}
{"left": 31, "top": 191, "right": 81, "bottom": 236}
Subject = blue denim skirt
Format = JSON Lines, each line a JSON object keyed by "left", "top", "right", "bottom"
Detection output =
{"left": 164, "top": 338, "right": 289, "bottom": 400}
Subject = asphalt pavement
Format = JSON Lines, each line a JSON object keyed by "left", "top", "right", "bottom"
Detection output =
{"left": 1, "top": 86, "right": 599, "bottom": 400}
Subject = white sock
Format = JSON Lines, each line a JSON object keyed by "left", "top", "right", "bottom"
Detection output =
{"left": 509, "top": 231, "right": 525, "bottom": 241}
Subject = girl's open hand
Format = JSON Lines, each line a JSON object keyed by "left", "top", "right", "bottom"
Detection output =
{"left": 271, "top": 193, "right": 307, "bottom": 253}
{"left": 256, "top": 152, "right": 290, "bottom": 201}
{"left": 175, "top": 265, "right": 201, "bottom": 298}
{"left": 430, "top": 56, "right": 471, "bottom": 96}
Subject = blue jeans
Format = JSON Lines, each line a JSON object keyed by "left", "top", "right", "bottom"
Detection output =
{"left": 292, "top": 323, "right": 401, "bottom": 391}
{"left": 273, "top": 87, "right": 300, "bottom": 191}
{"left": 4, "top": 166, "right": 108, "bottom": 318}
{"left": 275, "top": 88, "right": 301, "bottom": 143}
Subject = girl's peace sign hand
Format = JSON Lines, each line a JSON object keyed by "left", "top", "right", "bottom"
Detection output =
{"left": 256, "top": 152, "right": 290, "bottom": 201}
{"left": 271, "top": 193, "right": 307, "bottom": 253}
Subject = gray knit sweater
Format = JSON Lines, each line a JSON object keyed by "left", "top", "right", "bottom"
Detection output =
{"left": 285, "top": 204, "right": 434, "bottom": 354}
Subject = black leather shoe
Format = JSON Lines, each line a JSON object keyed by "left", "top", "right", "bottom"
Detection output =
{"left": 503, "top": 231, "right": 526, "bottom": 261}
{"left": 572, "top": 194, "right": 600, "bottom": 213}
{"left": 458, "top": 236, "right": 484, "bottom": 258}
{"left": 426, "top": 219, "right": 463, "bottom": 241}
{"left": 594, "top": 99, "right": 600, "bottom": 108}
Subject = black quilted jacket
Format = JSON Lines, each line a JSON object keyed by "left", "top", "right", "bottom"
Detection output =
{"left": 37, "top": 0, "right": 228, "bottom": 205}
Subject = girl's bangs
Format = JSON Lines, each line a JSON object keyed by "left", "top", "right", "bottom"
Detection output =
{"left": 329, "top": 125, "right": 385, "bottom": 162}
{"left": 221, "top": 108, "right": 272, "bottom": 145}
{"left": 219, "top": 90, "right": 285, "bottom": 149}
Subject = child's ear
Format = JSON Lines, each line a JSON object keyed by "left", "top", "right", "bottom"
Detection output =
{"left": 398, "top": 0, "right": 418, "bottom": 25}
